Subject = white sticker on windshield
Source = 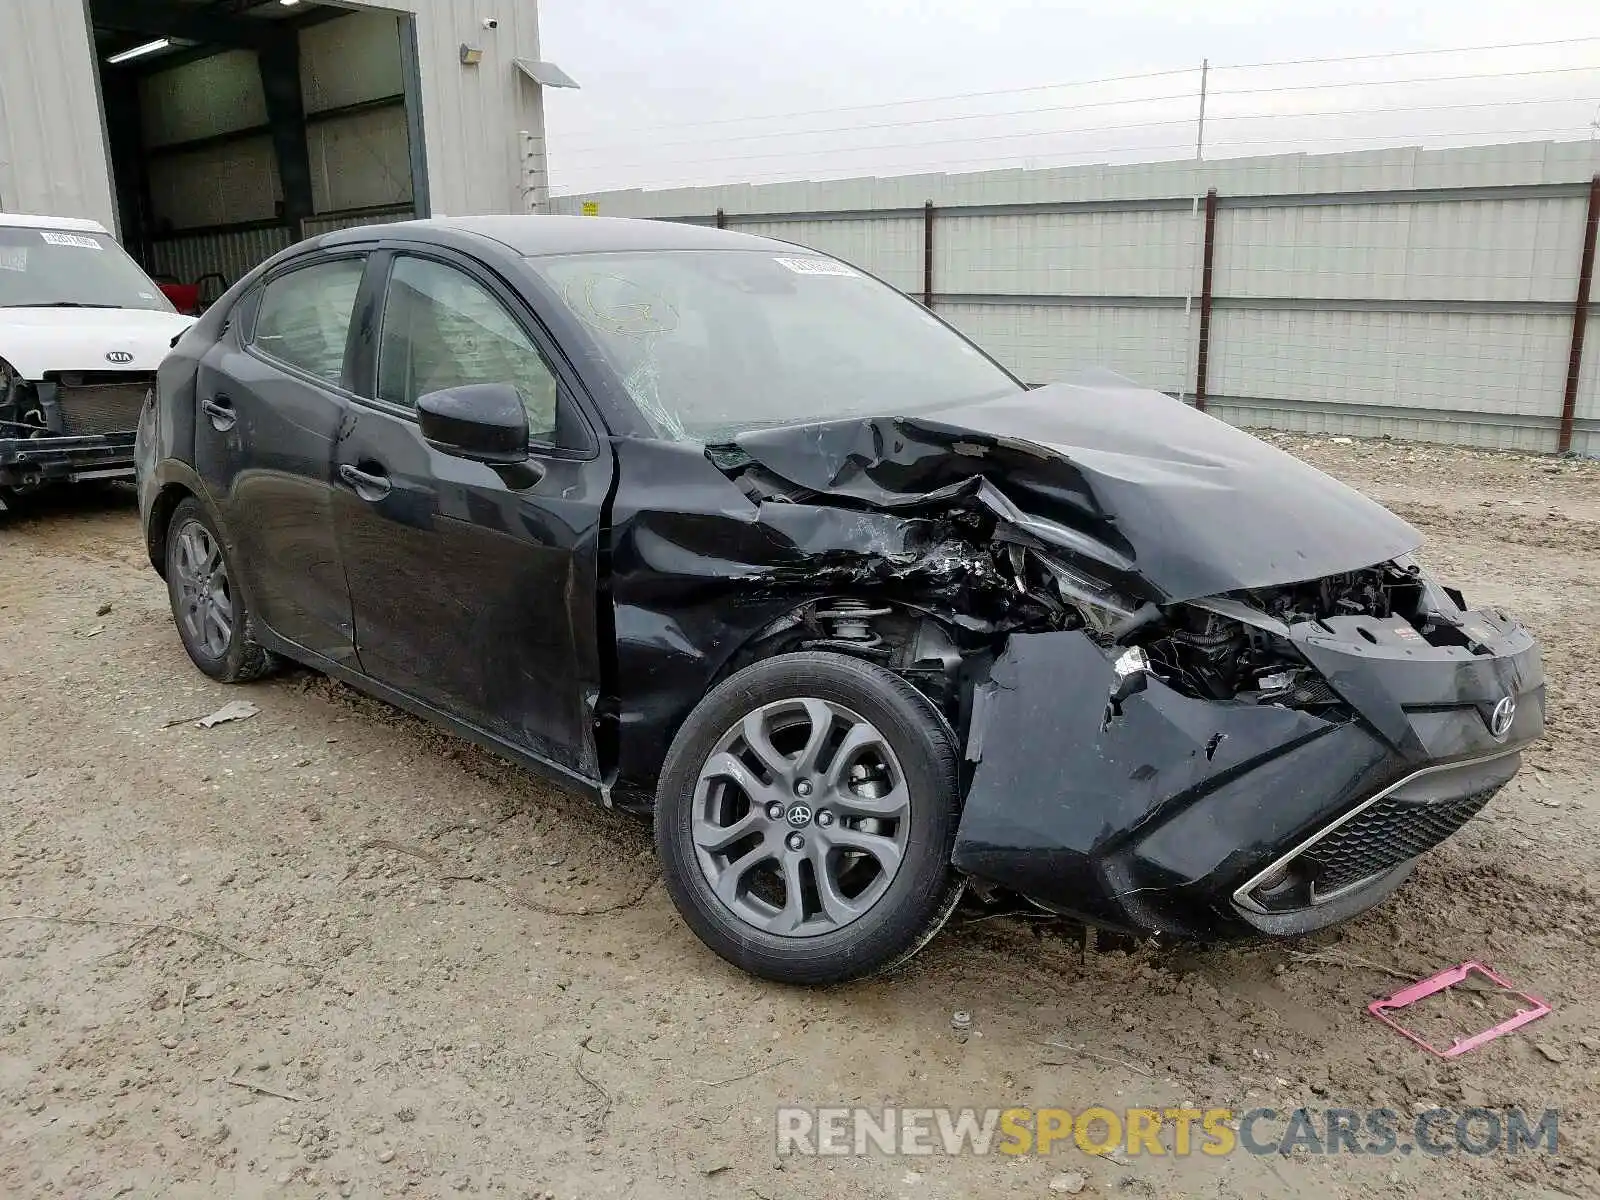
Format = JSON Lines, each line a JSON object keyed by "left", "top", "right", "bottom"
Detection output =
{"left": 774, "top": 256, "right": 858, "bottom": 277}
{"left": 0, "top": 247, "right": 26, "bottom": 272}
{"left": 40, "top": 231, "right": 102, "bottom": 250}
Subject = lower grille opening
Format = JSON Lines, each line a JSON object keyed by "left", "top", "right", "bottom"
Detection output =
{"left": 1235, "top": 752, "right": 1519, "bottom": 917}
{"left": 1302, "top": 786, "right": 1498, "bottom": 899}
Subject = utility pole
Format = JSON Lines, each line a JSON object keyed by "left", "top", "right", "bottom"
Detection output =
{"left": 1179, "top": 60, "right": 1210, "bottom": 403}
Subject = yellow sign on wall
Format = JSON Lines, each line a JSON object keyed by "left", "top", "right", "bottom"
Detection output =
{"left": 581, "top": 201, "right": 600, "bottom": 217}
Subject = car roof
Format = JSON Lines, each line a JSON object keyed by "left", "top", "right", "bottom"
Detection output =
{"left": 324, "top": 214, "right": 796, "bottom": 257}
{"left": 0, "top": 213, "right": 111, "bottom": 234}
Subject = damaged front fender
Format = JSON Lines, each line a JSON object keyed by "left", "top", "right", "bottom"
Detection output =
{"left": 605, "top": 438, "right": 1020, "bottom": 799}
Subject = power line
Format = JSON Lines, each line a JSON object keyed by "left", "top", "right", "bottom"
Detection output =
{"left": 555, "top": 86, "right": 1198, "bottom": 159}
{"left": 553, "top": 126, "right": 1596, "bottom": 195}
{"left": 554, "top": 63, "right": 1600, "bottom": 162}
{"left": 557, "top": 65, "right": 1199, "bottom": 142}
{"left": 1201, "top": 123, "right": 1594, "bottom": 149}
{"left": 552, "top": 92, "right": 1600, "bottom": 177}
{"left": 1208, "top": 34, "right": 1600, "bottom": 71}
{"left": 1210, "top": 61, "right": 1600, "bottom": 98}
{"left": 550, "top": 35, "right": 1600, "bottom": 144}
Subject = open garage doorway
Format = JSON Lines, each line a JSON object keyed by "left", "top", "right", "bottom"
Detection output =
{"left": 88, "top": 0, "right": 429, "bottom": 313}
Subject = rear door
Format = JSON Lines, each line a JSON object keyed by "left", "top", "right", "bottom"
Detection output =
{"left": 331, "top": 248, "right": 614, "bottom": 778}
{"left": 192, "top": 252, "right": 368, "bottom": 665}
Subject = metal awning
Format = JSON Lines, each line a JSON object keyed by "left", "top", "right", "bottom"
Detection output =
{"left": 514, "top": 59, "right": 580, "bottom": 89}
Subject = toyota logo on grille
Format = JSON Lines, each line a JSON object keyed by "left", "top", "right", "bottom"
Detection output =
{"left": 106, "top": 351, "right": 134, "bottom": 365}
{"left": 1489, "top": 695, "right": 1516, "bottom": 740}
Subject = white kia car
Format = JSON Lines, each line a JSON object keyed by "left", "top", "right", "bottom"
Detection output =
{"left": 1, "top": 214, "right": 195, "bottom": 507}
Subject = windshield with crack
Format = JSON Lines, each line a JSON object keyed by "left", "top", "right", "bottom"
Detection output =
{"left": 0, "top": 225, "right": 175, "bottom": 312}
{"left": 528, "top": 248, "right": 1021, "bottom": 441}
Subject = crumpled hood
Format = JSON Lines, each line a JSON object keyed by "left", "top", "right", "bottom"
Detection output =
{"left": 0, "top": 308, "right": 195, "bottom": 378}
{"left": 726, "top": 372, "right": 1422, "bottom": 602}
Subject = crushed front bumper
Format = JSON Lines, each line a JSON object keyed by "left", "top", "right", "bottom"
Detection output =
{"left": 1, "top": 372, "right": 151, "bottom": 494}
{"left": 0, "top": 432, "right": 137, "bottom": 493}
{"left": 953, "top": 610, "right": 1544, "bottom": 940}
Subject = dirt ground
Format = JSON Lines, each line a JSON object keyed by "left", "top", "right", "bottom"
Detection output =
{"left": 2, "top": 436, "right": 1598, "bottom": 1200}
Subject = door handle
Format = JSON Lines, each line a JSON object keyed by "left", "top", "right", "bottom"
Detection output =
{"left": 200, "top": 395, "right": 235, "bottom": 432}
{"left": 339, "top": 462, "right": 392, "bottom": 502}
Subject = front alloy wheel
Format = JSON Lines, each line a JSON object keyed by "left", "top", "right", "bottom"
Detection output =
{"left": 656, "top": 651, "right": 963, "bottom": 984}
{"left": 692, "top": 698, "right": 911, "bottom": 937}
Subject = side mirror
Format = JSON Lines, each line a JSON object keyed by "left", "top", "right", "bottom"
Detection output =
{"left": 417, "top": 383, "right": 529, "bottom": 465}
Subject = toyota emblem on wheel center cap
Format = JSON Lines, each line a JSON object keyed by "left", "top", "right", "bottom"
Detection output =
{"left": 106, "top": 350, "right": 134, "bottom": 365}
{"left": 785, "top": 803, "right": 813, "bottom": 827}
{"left": 1489, "top": 695, "right": 1516, "bottom": 740}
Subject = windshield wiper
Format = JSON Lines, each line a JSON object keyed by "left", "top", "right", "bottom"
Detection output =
{"left": 4, "top": 301, "right": 122, "bottom": 309}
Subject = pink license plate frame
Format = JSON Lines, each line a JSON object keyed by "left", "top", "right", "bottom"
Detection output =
{"left": 1366, "top": 961, "right": 1550, "bottom": 1058}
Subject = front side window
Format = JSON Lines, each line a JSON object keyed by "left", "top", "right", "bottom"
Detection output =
{"left": 526, "top": 249, "right": 1022, "bottom": 442}
{"left": 377, "top": 256, "right": 561, "bottom": 442}
{"left": 252, "top": 258, "right": 365, "bottom": 385}
{"left": 0, "top": 224, "right": 175, "bottom": 312}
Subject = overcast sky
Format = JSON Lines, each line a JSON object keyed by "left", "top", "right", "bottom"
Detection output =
{"left": 536, "top": 0, "right": 1600, "bottom": 196}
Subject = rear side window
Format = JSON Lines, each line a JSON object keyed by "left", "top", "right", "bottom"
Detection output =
{"left": 251, "top": 258, "right": 365, "bottom": 385}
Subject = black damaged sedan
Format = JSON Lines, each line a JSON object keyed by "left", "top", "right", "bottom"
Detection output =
{"left": 136, "top": 217, "right": 1545, "bottom": 983}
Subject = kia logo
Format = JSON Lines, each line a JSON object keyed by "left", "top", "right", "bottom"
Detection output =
{"left": 106, "top": 351, "right": 134, "bottom": 365}
{"left": 1489, "top": 695, "right": 1516, "bottom": 740}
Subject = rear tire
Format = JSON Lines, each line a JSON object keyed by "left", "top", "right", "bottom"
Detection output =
{"left": 655, "top": 651, "right": 963, "bottom": 984}
{"left": 164, "top": 497, "right": 276, "bottom": 683}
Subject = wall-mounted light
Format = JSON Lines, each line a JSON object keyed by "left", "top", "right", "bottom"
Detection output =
{"left": 459, "top": 43, "right": 483, "bottom": 66}
{"left": 279, "top": 0, "right": 303, "bottom": 6}
{"left": 107, "top": 38, "right": 173, "bottom": 64}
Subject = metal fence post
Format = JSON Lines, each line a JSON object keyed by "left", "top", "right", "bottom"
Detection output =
{"left": 1193, "top": 188, "right": 1219, "bottom": 412}
{"left": 1558, "top": 174, "right": 1600, "bottom": 454}
{"left": 923, "top": 200, "right": 935, "bottom": 308}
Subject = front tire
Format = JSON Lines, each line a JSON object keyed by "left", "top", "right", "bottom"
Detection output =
{"left": 655, "top": 651, "right": 963, "bottom": 984}
{"left": 164, "top": 497, "right": 276, "bottom": 683}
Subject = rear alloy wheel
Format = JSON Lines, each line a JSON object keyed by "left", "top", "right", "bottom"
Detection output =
{"left": 656, "top": 651, "right": 963, "bottom": 984}
{"left": 164, "top": 497, "right": 276, "bottom": 683}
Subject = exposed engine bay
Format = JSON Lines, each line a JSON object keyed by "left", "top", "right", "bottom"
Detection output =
{"left": 0, "top": 370, "right": 155, "bottom": 440}
{"left": 1, "top": 361, "right": 156, "bottom": 498}
{"left": 713, "top": 458, "right": 1463, "bottom": 730}
{"left": 0, "top": 358, "right": 35, "bottom": 434}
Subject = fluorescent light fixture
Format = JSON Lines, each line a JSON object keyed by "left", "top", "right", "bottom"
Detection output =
{"left": 107, "top": 38, "right": 172, "bottom": 64}
{"left": 279, "top": 0, "right": 303, "bottom": 6}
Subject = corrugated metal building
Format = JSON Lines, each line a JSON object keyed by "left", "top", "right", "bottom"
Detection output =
{"left": 0, "top": 0, "right": 574, "bottom": 297}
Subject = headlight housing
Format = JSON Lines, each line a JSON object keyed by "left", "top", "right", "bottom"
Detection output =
{"left": 1030, "top": 550, "right": 1140, "bottom": 636}
{"left": 0, "top": 356, "right": 22, "bottom": 422}
{"left": 1392, "top": 553, "right": 1465, "bottom": 616}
